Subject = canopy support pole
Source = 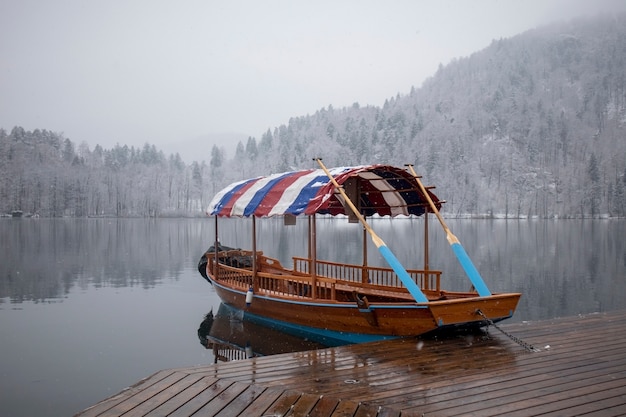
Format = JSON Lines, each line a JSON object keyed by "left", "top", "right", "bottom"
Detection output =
{"left": 315, "top": 158, "right": 429, "bottom": 303}
{"left": 362, "top": 224, "right": 368, "bottom": 284}
{"left": 214, "top": 215, "right": 219, "bottom": 279}
{"left": 424, "top": 205, "right": 430, "bottom": 289}
{"left": 309, "top": 215, "right": 317, "bottom": 299}
{"left": 252, "top": 216, "right": 258, "bottom": 291}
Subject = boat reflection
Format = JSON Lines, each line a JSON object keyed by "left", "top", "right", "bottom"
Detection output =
{"left": 197, "top": 318, "right": 521, "bottom": 390}
{"left": 197, "top": 303, "right": 327, "bottom": 363}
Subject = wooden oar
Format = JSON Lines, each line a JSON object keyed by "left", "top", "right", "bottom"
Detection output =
{"left": 314, "top": 158, "right": 429, "bottom": 303}
{"left": 405, "top": 164, "right": 492, "bottom": 296}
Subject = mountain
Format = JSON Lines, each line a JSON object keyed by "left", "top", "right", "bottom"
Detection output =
{"left": 2, "top": 14, "right": 625, "bottom": 218}
{"left": 221, "top": 14, "right": 626, "bottom": 218}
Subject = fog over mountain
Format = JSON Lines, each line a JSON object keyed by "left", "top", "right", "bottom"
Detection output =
{"left": 219, "top": 14, "right": 626, "bottom": 218}
{"left": 1, "top": 14, "right": 625, "bottom": 218}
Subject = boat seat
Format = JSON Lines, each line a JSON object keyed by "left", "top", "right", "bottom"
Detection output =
{"left": 335, "top": 283, "right": 446, "bottom": 302}
{"left": 334, "top": 283, "right": 414, "bottom": 301}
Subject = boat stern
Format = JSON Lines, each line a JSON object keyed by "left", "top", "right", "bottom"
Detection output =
{"left": 426, "top": 293, "right": 521, "bottom": 328}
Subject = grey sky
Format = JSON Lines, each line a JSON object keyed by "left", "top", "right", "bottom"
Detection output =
{"left": 1, "top": 0, "right": 624, "bottom": 160}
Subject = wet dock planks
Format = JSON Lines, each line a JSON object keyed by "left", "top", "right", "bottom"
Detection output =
{"left": 77, "top": 310, "right": 626, "bottom": 416}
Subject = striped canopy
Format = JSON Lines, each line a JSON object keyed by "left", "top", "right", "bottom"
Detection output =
{"left": 207, "top": 165, "right": 441, "bottom": 218}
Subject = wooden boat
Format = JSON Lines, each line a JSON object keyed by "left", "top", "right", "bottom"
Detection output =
{"left": 198, "top": 160, "right": 521, "bottom": 345}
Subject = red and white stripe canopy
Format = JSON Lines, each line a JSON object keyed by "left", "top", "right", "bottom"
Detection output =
{"left": 207, "top": 165, "right": 441, "bottom": 218}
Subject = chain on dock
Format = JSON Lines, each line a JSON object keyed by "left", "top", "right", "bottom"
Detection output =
{"left": 476, "top": 309, "right": 540, "bottom": 352}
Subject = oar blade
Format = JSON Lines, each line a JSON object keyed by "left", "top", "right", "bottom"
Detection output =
{"left": 377, "top": 244, "right": 429, "bottom": 303}
{"left": 450, "top": 242, "right": 492, "bottom": 296}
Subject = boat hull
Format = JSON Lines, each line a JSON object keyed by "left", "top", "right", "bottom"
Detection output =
{"left": 209, "top": 277, "right": 521, "bottom": 345}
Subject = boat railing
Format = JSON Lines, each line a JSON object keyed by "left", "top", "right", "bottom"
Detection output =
{"left": 205, "top": 249, "right": 263, "bottom": 276}
{"left": 292, "top": 257, "right": 441, "bottom": 292}
{"left": 256, "top": 272, "right": 337, "bottom": 300}
{"left": 212, "top": 261, "right": 254, "bottom": 288}
{"left": 208, "top": 251, "right": 441, "bottom": 301}
{"left": 208, "top": 252, "right": 338, "bottom": 300}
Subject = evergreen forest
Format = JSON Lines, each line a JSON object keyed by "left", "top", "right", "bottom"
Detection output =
{"left": 1, "top": 14, "right": 625, "bottom": 218}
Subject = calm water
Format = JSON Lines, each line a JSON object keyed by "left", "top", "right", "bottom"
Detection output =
{"left": 0, "top": 217, "right": 624, "bottom": 416}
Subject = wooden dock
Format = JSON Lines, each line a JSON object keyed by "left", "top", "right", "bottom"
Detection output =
{"left": 77, "top": 310, "right": 626, "bottom": 416}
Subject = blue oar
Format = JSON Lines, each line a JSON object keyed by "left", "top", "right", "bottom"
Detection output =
{"left": 314, "top": 158, "right": 429, "bottom": 303}
{"left": 406, "top": 164, "right": 492, "bottom": 296}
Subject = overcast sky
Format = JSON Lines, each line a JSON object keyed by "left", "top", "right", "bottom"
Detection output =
{"left": 1, "top": 0, "right": 625, "bottom": 161}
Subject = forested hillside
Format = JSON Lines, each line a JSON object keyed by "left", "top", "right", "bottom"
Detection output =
{"left": 223, "top": 14, "right": 626, "bottom": 218}
{"left": 2, "top": 14, "right": 625, "bottom": 218}
{"left": 0, "top": 127, "right": 218, "bottom": 217}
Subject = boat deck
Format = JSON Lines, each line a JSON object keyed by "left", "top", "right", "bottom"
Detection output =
{"left": 76, "top": 309, "right": 626, "bottom": 416}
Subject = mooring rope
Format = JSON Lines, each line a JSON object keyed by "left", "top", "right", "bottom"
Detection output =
{"left": 476, "top": 309, "right": 540, "bottom": 352}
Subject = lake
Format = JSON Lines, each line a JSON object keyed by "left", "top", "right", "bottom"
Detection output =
{"left": 0, "top": 217, "right": 624, "bottom": 416}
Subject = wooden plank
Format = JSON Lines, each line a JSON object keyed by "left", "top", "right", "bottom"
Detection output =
{"left": 368, "top": 344, "right": 612, "bottom": 401}
{"left": 501, "top": 312, "right": 626, "bottom": 340}
{"left": 77, "top": 370, "right": 177, "bottom": 417}
{"left": 385, "top": 358, "right": 626, "bottom": 412}
{"left": 515, "top": 324, "right": 626, "bottom": 349}
{"left": 75, "top": 310, "right": 626, "bottom": 417}
{"left": 246, "top": 344, "right": 526, "bottom": 401}
{"left": 307, "top": 395, "right": 342, "bottom": 417}
{"left": 484, "top": 383, "right": 626, "bottom": 417}
{"left": 80, "top": 371, "right": 190, "bottom": 417}
{"left": 329, "top": 399, "right": 360, "bottom": 417}
{"left": 143, "top": 377, "right": 218, "bottom": 417}
{"left": 259, "top": 390, "right": 302, "bottom": 416}
{"left": 421, "top": 371, "right": 626, "bottom": 415}
{"left": 578, "top": 403, "right": 626, "bottom": 417}
{"left": 292, "top": 334, "right": 624, "bottom": 399}
{"left": 289, "top": 393, "right": 323, "bottom": 416}
{"left": 246, "top": 310, "right": 620, "bottom": 412}
{"left": 191, "top": 381, "right": 249, "bottom": 416}
{"left": 167, "top": 379, "right": 233, "bottom": 417}
{"left": 353, "top": 403, "right": 385, "bottom": 417}
{"left": 121, "top": 374, "right": 206, "bottom": 417}
{"left": 412, "top": 356, "right": 626, "bottom": 407}
{"left": 212, "top": 383, "right": 268, "bottom": 417}
{"left": 237, "top": 387, "right": 284, "bottom": 416}
{"left": 387, "top": 352, "right": 626, "bottom": 408}
{"left": 535, "top": 393, "right": 626, "bottom": 417}
{"left": 373, "top": 406, "right": 401, "bottom": 417}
